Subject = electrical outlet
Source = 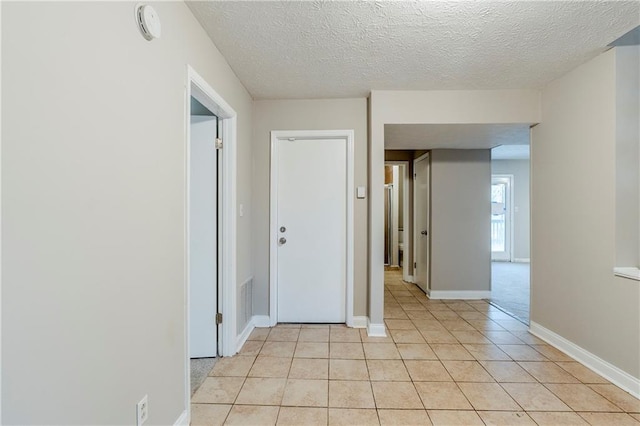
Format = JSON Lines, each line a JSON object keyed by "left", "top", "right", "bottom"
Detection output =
{"left": 137, "top": 395, "right": 148, "bottom": 426}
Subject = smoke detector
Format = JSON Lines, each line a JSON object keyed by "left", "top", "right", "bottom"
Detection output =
{"left": 135, "top": 4, "right": 161, "bottom": 41}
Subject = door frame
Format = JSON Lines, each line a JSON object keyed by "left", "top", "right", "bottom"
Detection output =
{"left": 184, "top": 66, "right": 238, "bottom": 412}
{"left": 269, "top": 130, "right": 355, "bottom": 327}
{"left": 385, "top": 161, "right": 411, "bottom": 282}
{"left": 491, "top": 174, "right": 514, "bottom": 262}
{"left": 413, "top": 152, "right": 431, "bottom": 292}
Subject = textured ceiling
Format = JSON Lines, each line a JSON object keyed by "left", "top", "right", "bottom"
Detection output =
{"left": 187, "top": 1, "right": 639, "bottom": 99}
{"left": 384, "top": 123, "right": 530, "bottom": 150}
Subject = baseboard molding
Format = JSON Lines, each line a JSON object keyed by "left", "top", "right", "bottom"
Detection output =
{"left": 236, "top": 318, "right": 255, "bottom": 354}
{"left": 513, "top": 258, "right": 531, "bottom": 263}
{"left": 404, "top": 275, "right": 414, "bottom": 283}
{"left": 252, "top": 315, "right": 271, "bottom": 328}
{"left": 427, "top": 290, "right": 491, "bottom": 300}
{"left": 529, "top": 321, "right": 640, "bottom": 399}
{"left": 174, "top": 410, "right": 188, "bottom": 426}
{"left": 367, "top": 319, "right": 387, "bottom": 337}
{"left": 352, "top": 316, "right": 368, "bottom": 328}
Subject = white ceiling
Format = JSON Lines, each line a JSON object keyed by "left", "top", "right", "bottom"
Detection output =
{"left": 491, "top": 144, "right": 530, "bottom": 160}
{"left": 187, "top": 1, "right": 639, "bottom": 100}
{"left": 384, "top": 123, "right": 529, "bottom": 150}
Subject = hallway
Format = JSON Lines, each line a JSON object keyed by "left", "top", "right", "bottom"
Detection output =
{"left": 190, "top": 270, "right": 640, "bottom": 425}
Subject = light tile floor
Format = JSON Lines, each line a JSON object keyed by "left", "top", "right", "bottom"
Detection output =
{"left": 191, "top": 270, "right": 640, "bottom": 425}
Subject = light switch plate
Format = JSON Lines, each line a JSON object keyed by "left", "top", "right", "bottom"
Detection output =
{"left": 356, "top": 186, "right": 366, "bottom": 199}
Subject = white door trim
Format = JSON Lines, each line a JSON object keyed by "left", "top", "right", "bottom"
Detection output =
{"left": 269, "top": 130, "right": 355, "bottom": 327}
{"left": 413, "top": 152, "right": 431, "bottom": 292}
{"left": 385, "top": 161, "right": 410, "bottom": 282}
{"left": 184, "top": 66, "right": 238, "bottom": 419}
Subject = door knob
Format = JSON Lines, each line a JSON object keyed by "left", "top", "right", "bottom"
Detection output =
{"left": 421, "top": 230, "right": 428, "bottom": 235}
{"left": 279, "top": 237, "right": 287, "bottom": 245}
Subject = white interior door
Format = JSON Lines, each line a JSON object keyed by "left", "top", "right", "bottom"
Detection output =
{"left": 414, "top": 153, "right": 430, "bottom": 293}
{"left": 276, "top": 137, "right": 347, "bottom": 323}
{"left": 189, "top": 114, "right": 217, "bottom": 358}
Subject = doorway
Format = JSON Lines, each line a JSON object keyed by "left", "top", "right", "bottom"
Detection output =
{"left": 413, "top": 153, "right": 430, "bottom": 294}
{"left": 491, "top": 175, "right": 513, "bottom": 261}
{"left": 269, "top": 130, "right": 354, "bottom": 325}
{"left": 384, "top": 162, "right": 410, "bottom": 281}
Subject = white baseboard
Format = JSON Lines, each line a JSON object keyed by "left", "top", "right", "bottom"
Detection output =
{"left": 352, "top": 316, "right": 367, "bottom": 328}
{"left": 404, "top": 275, "right": 414, "bottom": 283}
{"left": 367, "top": 319, "right": 387, "bottom": 337}
{"left": 236, "top": 319, "right": 255, "bottom": 354}
{"left": 252, "top": 315, "right": 271, "bottom": 328}
{"left": 529, "top": 321, "right": 640, "bottom": 399}
{"left": 513, "top": 258, "right": 530, "bottom": 263}
{"left": 174, "top": 410, "right": 188, "bottom": 426}
{"left": 427, "top": 290, "right": 491, "bottom": 300}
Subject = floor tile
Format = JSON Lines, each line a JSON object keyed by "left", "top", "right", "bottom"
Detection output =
{"left": 248, "top": 328, "right": 270, "bottom": 341}
{"left": 363, "top": 343, "right": 401, "bottom": 359}
{"left": 631, "top": 413, "right": 640, "bottom": 422}
{"left": 407, "top": 310, "right": 437, "bottom": 320}
{"left": 518, "top": 361, "right": 580, "bottom": 383}
{"left": 467, "top": 320, "right": 506, "bottom": 332}
{"left": 235, "top": 377, "right": 286, "bottom": 405}
{"left": 588, "top": 384, "right": 640, "bottom": 412}
{"left": 420, "top": 330, "right": 459, "bottom": 344}
{"left": 457, "top": 382, "right": 521, "bottom": 411}
{"left": 528, "top": 411, "right": 588, "bottom": 425}
{"left": 377, "top": 409, "right": 432, "bottom": 425}
{"left": 281, "top": 379, "right": 328, "bottom": 407}
{"left": 330, "top": 327, "right": 361, "bottom": 342}
{"left": 427, "top": 410, "right": 484, "bottom": 425}
{"left": 209, "top": 356, "right": 255, "bottom": 377}
{"left": 483, "top": 331, "right": 525, "bottom": 345}
{"left": 497, "top": 344, "right": 548, "bottom": 361}
{"left": 329, "top": 359, "right": 369, "bottom": 380}
{"left": 412, "top": 319, "right": 447, "bottom": 331}
{"left": 328, "top": 408, "right": 379, "bottom": 425}
{"left": 385, "top": 319, "right": 416, "bottom": 330}
{"left": 190, "top": 403, "right": 231, "bottom": 426}
{"left": 288, "top": 358, "right": 328, "bottom": 380}
{"left": 414, "top": 382, "right": 473, "bottom": 410}
{"left": 329, "top": 380, "right": 375, "bottom": 408}
{"left": 440, "top": 320, "right": 476, "bottom": 332}
{"left": 366, "top": 359, "right": 410, "bottom": 381}
{"left": 260, "top": 341, "right": 297, "bottom": 358}
{"left": 295, "top": 342, "right": 329, "bottom": 358}
{"left": 577, "top": 412, "right": 640, "bottom": 425}
{"left": 371, "top": 381, "right": 423, "bottom": 409}
{"left": 556, "top": 361, "right": 609, "bottom": 384}
{"left": 501, "top": 383, "right": 572, "bottom": 411}
{"left": 404, "top": 360, "right": 452, "bottom": 381}
{"left": 477, "top": 411, "right": 536, "bottom": 425}
{"left": 431, "top": 343, "right": 475, "bottom": 360}
{"left": 225, "top": 405, "right": 279, "bottom": 425}
{"left": 191, "top": 377, "right": 245, "bottom": 404}
{"left": 431, "top": 310, "right": 460, "bottom": 320}
{"left": 396, "top": 343, "right": 438, "bottom": 360}
{"left": 450, "top": 330, "right": 492, "bottom": 344}
{"left": 276, "top": 407, "right": 327, "bottom": 426}
{"left": 330, "top": 342, "right": 365, "bottom": 359}
{"left": 360, "top": 328, "right": 394, "bottom": 343}
{"left": 442, "top": 360, "right": 495, "bottom": 382}
{"left": 238, "top": 340, "right": 264, "bottom": 357}
{"left": 267, "top": 328, "right": 300, "bottom": 342}
{"left": 545, "top": 383, "right": 623, "bottom": 412}
{"left": 463, "top": 344, "right": 511, "bottom": 361}
{"left": 530, "top": 344, "right": 574, "bottom": 361}
{"left": 390, "top": 329, "right": 426, "bottom": 343}
{"left": 479, "top": 361, "right": 537, "bottom": 383}
{"left": 248, "top": 356, "right": 291, "bottom": 378}
{"left": 298, "top": 328, "right": 329, "bottom": 342}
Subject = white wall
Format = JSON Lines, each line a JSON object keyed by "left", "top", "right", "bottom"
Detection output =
{"left": 491, "top": 159, "right": 531, "bottom": 260}
{"left": 252, "top": 99, "right": 368, "bottom": 317}
{"left": 531, "top": 47, "right": 640, "bottom": 381}
{"left": 430, "top": 150, "right": 492, "bottom": 293}
{"left": 2, "top": 2, "right": 253, "bottom": 424}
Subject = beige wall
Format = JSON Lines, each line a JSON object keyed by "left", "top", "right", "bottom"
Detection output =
{"left": 430, "top": 150, "right": 492, "bottom": 293}
{"left": 531, "top": 47, "right": 640, "bottom": 380}
{"left": 492, "top": 159, "right": 531, "bottom": 260}
{"left": 2, "top": 2, "right": 253, "bottom": 424}
{"left": 252, "top": 99, "right": 368, "bottom": 317}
